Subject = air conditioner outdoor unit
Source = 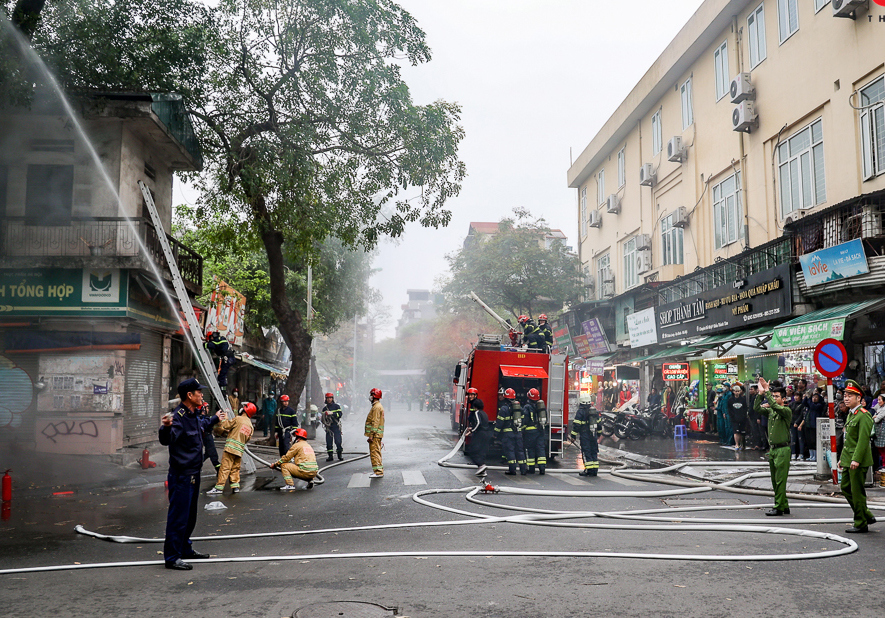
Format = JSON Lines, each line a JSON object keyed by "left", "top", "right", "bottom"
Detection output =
{"left": 584, "top": 274, "right": 595, "bottom": 290}
{"left": 732, "top": 101, "right": 757, "bottom": 133}
{"left": 601, "top": 267, "right": 615, "bottom": 283}
{"left": 666, "top": 136, "right": 686, "bottom": 163}
{"left": 639, "top": 163, "right": 656, "bottom": 187}
{"left": 672, "top": 206, "right": 689, "bottom": 228}
{"left": 783, "top": 209, "right": 809, "bottom": 226}
{"left": 730, "top": 73, "right": 755, "bottom": 103}
{"left": 833, "top": 0, "right": 867, "bottom": 18}
{"left": 862, "top": 205, "right": 883, "bottom": 236}
{"left": 606, "top": 194, "right": 621, "bottom": 214}
{"left": 636, "top": 249, "right": 653, "bottom": 275}
{"left": 588, "top": 210, "right": 602, "bottom": 228}
{"left": 602, "top": 280, "right": 616, "bottom": 298}
{"left": 636, "top": 233, "right": 652, "bottom": 250}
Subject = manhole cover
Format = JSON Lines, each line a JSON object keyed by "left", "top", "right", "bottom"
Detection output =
{"left": 293, "top": 601, "right": 398, "bottom": 618}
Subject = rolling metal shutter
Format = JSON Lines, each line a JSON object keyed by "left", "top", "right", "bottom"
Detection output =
{"left": 123, "top": 328, "right": 164, "bottom": 444}
{"left": 0, "top": 353, "right": 39, "bottom": 445}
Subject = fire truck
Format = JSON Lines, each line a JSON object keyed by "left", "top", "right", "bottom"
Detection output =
{"left": 452, "top": 295, "right": 570, "bottom": 461}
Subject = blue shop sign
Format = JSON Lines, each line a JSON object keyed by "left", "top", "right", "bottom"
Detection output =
{"left": 799, "top": 238, "right": 869, "bottom": 287}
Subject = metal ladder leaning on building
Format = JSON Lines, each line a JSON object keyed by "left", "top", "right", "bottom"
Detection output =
{"left": 137, "top": 180, "right": 232, "bottom": 417}
{"left": 546, "top": 353, "right": 567, "bottom": 460}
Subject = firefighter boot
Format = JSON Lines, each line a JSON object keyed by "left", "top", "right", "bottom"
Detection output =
{"left": 505, "top": 464, "right": 517, "bottom": 475}
{"left": 337, "top": 449, "right": 344, "bottom": 461}
{"left": 519, "top": 464, "right": 528, "bottom": 475}
{"left": 538, "top": 465, "right": 546, "bottom": 475}
{"left": 527, "top": 466, "right": 535, "bottom": 474}
{"left": 326, "top": 452, "right": 334, "bottom": 462}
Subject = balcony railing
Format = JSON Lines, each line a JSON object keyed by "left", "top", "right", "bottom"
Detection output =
{"left": 789, "top": 191, "right": 885, "bottom": 257}
{"left": 0, "top": 217, "right": 202, "bottom": 289}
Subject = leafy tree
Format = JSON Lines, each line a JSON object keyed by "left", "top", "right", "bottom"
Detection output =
{"left": 440, "top": 209, "right": 583, "bottom": 321}
{"left": 187, "top": 0, "right": 465, "bottom": 398}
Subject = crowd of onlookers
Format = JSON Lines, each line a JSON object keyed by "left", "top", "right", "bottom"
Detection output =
{"left": 706, "top": 377, "right": 885, "bottom": 470}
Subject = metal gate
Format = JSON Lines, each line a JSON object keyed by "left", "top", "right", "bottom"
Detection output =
{"left": 123, "top": 328, "right": 164, "bottom": 444}
{"left": 0, "top": 353, "right": 38, "bottom": 445}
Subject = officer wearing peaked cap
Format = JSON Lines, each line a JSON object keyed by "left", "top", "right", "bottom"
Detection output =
{"left": 840, "top": 380, "right": 876, "bottom": 533}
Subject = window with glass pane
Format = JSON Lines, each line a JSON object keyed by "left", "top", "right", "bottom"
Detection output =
{"left": 713, "top": 172, "right": 741, "bottom": 249}
{"left": 778, "top": 0, "right": 798, "bottom": 43}
{"left": 652, "top": 111, "right": 662, "bottom": 155}
{"left": 714, "top": 41, "right": 729, "bottom": 100}
{"left": 623, "top": 237, "right": 638, "bottom": 289}
{"left": 618, "top": 148, "right": 625, "bottom": 187}
{"left": 777, "top": 119, "right": 826, "bottom": 217}
{"left": 860, "top": 76, "right": 885, "bottom": 180}
{"left": 597, "top": 253, "right": 610, "bottom": 300}
{"left": 748, "top": 4, "right": 766, "bottom": 69}
{"left": 597, "top": 170, "right": 605, "bottom": 205}
{"left": 814, "top": 0, "right": 830, "bottom": 12}
{"left": 681, "top": 79, "right": 694, "bottom": 129}
{"left": 581, "top": 186, "right": 588, "bottom": 237}
{"left": 661, "top": 212, "right": 684, "bottom": 265}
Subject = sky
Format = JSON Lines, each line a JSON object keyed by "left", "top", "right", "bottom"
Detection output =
{"left": 174, "top": 0, "right": 708, "bottom": 341}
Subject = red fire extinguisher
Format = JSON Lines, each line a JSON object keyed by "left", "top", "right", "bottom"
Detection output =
{"left": 2, "top": 470, "right": 11, "bottom": 502}
{"left": 140, "top": 449, "right": 156, "bottom": 469}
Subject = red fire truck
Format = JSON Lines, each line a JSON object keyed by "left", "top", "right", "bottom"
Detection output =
{"left": 453, "top": 333, "right": 570, "bottom": 461}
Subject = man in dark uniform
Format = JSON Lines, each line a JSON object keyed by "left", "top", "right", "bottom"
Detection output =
{"left": 321, "top": 392, "right": 344, "bottom": 462}
{"left": 159, "top": 378, "right": 225, "bottom": 570}
{"left": 840, "top": 380, "right": 876, "bottom": 533}
{"left": 464, "top": 388, "right": 491, "bottom": 475}
{"left": 570, "top": 393, "right": 599, "bottom": 476}
{"left": 522, "top": 388, "right": 548, "bottom": 474}
{"left": 494, "top": 388, "right": 520, "bottom": 475}
{"left": 200, "top": 402, "right": 221, "bottom": 472}
{"left": 536, "top": 314, "right": 554, "bottom": 353}
{"left": 754, "top": 377, "right": 792, "bottom": 516}
{"left": 506, "top": 389, "right": 529, "bottom": 475}
{"left": 275, "top": 394, "right": 299, "bottom": 457}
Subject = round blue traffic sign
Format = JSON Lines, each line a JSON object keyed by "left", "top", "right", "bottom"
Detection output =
{"left": 814, "top": 338, "right": 847, "bottom": 378}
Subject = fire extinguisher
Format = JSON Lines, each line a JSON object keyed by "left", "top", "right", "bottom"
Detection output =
{"left": 2, "top": 470, "right": 11, "bottom": 502}
{"left": 140, "top": 449, "right": 156, "bottom": 469}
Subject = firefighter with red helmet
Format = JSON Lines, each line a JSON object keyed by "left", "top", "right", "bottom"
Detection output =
{"left": 322, "top": 392, "right": 344, "bottom": 462}
{"left": 271, "top": 427, "right": 318, "bottom": 490}
{"left": 275, "top": 394, "right": 299, "bottom": 457}
{"left": 517, "top": 315, "right": 537, "bottom": 347}
{"left": 495, "top": 388, "right": 528, "bottom": 475}
{"left": 464, "top": 388, "right": 491, "bottom": 474}
{"left": 365, "top": 388, "right": 385, "bottom": 478}
{"left": 207, "top": 402, "right": 256, "bottom": 495}
{"left": 522, "top": 388, "right": 548, "bottom": 474}
{"left": 536, "top": 314, "right": 554, "bottom": 353}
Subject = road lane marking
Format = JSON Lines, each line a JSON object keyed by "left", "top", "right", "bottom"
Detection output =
{"left": 447, "top": 468, "right": 477, "bottom": 484}
{"left": 347, "top": 473, "right": 372, "bottom": 488}
{"left": 557, "top": 473, "right": 587, "bottom": 485}
{"left": 401, "top": 470, "right": 426, "bottom": 485}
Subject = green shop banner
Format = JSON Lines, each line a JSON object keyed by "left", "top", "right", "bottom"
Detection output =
{"left": 0, "top": 269, "right": 128, "bottom": 316}
{"left": 772, "top": 318, "right": 846, "bottom": 349}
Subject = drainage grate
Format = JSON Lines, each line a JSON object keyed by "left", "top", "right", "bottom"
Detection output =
{"left": 293, "top": 601, "right": 399, "bottom": 618}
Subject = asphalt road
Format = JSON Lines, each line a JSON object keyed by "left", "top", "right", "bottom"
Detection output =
{"left": 1, "top": 401, "right": 884, "bottom": 618}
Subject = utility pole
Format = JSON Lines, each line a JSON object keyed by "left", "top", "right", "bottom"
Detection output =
{"left": 305, "top": 265, "right": 314, "bottom": 421}
{"left": 352, "top": 312, "right": 358, "bottom": 404}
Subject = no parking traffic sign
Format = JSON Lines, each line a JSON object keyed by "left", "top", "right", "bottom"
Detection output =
{"left": 813, "top": 338, "right": 847, "bottom": 379}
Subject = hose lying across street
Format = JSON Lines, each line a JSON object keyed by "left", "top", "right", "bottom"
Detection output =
{"left": 2, "top": 435, "right": 882, "bottom": 575}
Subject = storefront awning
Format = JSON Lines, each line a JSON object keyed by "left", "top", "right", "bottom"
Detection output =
{"left": 771, "top": 299, "right": 885, "bottom": 349}
{"left": 237, "top": 354, "right": 289, "bottom": 378}
{"left": 689, "top": 325, "right": 773, "bottom": 354}
{"left": 500, "top": 365, "right": 548, "bottom": 379}
{"left": 630, "top": 345, "right": 703, "bottom": 363}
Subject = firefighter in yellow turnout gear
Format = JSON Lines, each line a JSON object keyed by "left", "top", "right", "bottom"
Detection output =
{"left": 207, "top": 402, "right": 256, "bottom": 495}
{"left": 365, "top": 388, "right": 385, "bottom": 478}
{"left": 271, "top": 427, "right": 318, "bottom": 490}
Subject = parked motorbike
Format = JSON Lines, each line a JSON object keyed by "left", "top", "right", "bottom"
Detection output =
{"left": 613, "top": 401, "right": 649, "bottom": 440}
{"left": 644, "top": 403, "right": 671, "bottom": 437}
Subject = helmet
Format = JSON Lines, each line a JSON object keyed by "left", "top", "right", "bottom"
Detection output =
{"left": 518, "top": 315, "right": 528, "bottom": 325}
{"left": 309, "top": 404, "right": 318, "bottom": 412}
{"left": 527, "top": 388, "right": 540, "bottom": 401}
{"left": 498, "top": 388, "right": 505, "bottom": 396}
{"left": 280, "top": 395, "right": 289, "bottom": 402}
{"left": 370, "top": 388, "right": 383, "bottom": 400}
{"left": 242, "top": 402, "right": 257, "bottom": 418}
{"left": 579, "top": 394, "right": 593, "bottom": 405}
{"left": 324, "top": 392, "right": 334, "bottom": 399}
{"left": 538, "top": 314, "right": 548, "bottom": 321}
{"left": 293, "top": 427, "right": 308, "bottom": 440}
{"left": 467, "top": 388, "right": 479, "bottom": 395}
{"left": 504, "top": 388, "right": 516, "bottom": 399}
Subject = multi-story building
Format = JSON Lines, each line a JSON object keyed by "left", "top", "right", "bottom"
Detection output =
{"left": 564, "top": 0, "right": 885, "bottom": 407}
{"left": 396, "top": 289, "right": 437, "bottom": 337}
{"left": 0, "top": 92, "right": 205, "bottom": 454}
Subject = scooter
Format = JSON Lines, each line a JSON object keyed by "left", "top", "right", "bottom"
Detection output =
{"left": 613, "top": 400, "right": 649, "bottom": 440}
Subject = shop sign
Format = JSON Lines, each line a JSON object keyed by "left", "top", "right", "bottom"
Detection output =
{"left": 0, "top": 269, "right": 128, "bottom": 316}
{"left": 581, "top": 318, "right": 611, "bottom": 355}
{"left": 662, "top": 362, "right": 689, "bottom": 381}
{"left": 584, "top": 359, "right": 604, "bottom": 375}
{"left": 553, "top": 325, "right": 574, "bottom": 355}
{"left": 772, "top": 318, "right": 846, "bottom": 349}
{"left": 656, "top": 264, "right": 792, "bottom": 343}
{"left": 204, "top": 276, "right": 246, "bottom": 346}
{"left": 626, "top": 308, "right": 658, "bottom": 348}
{"left": 799, "top": 239, "right": 869, "bottom": 288}
{"left": 614, "top": 297, "right": 634, "bottom": 343}
{"left": 573, "top": 334, "right": 591, "bottom": 358}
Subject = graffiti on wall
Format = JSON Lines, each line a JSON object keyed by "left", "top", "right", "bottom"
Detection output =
{"left": 40, "top": 420, "right": 99, "bottom": 443}
{"left": 0, "top": 355, "right": 34, "bottom": 429}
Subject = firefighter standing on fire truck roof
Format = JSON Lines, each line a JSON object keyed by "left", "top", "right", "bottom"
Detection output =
{"left": 365, "top": 388, "right": 385, "bottom": 478}
{"left": 522, "top": 388, "right": 548, "bottom": 474}
{"left": 570, "top": 393, "right": 599, "bottom": 477}
{"left": 536, "top": 314, "right": 554, "bottom": 353}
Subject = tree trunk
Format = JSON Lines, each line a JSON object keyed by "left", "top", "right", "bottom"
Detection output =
{"left": 11, "top": 0, "right": 47, "bottom": 40}
{"left": 260, "top": 227, "right": 312, "bottom": 403}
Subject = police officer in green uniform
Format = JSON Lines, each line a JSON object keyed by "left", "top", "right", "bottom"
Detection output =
{"left": 754, "top": 377, "right": 792, "bottom": 516}
{"left": 839, "top": 380, "right": 877, "bottom": 533}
